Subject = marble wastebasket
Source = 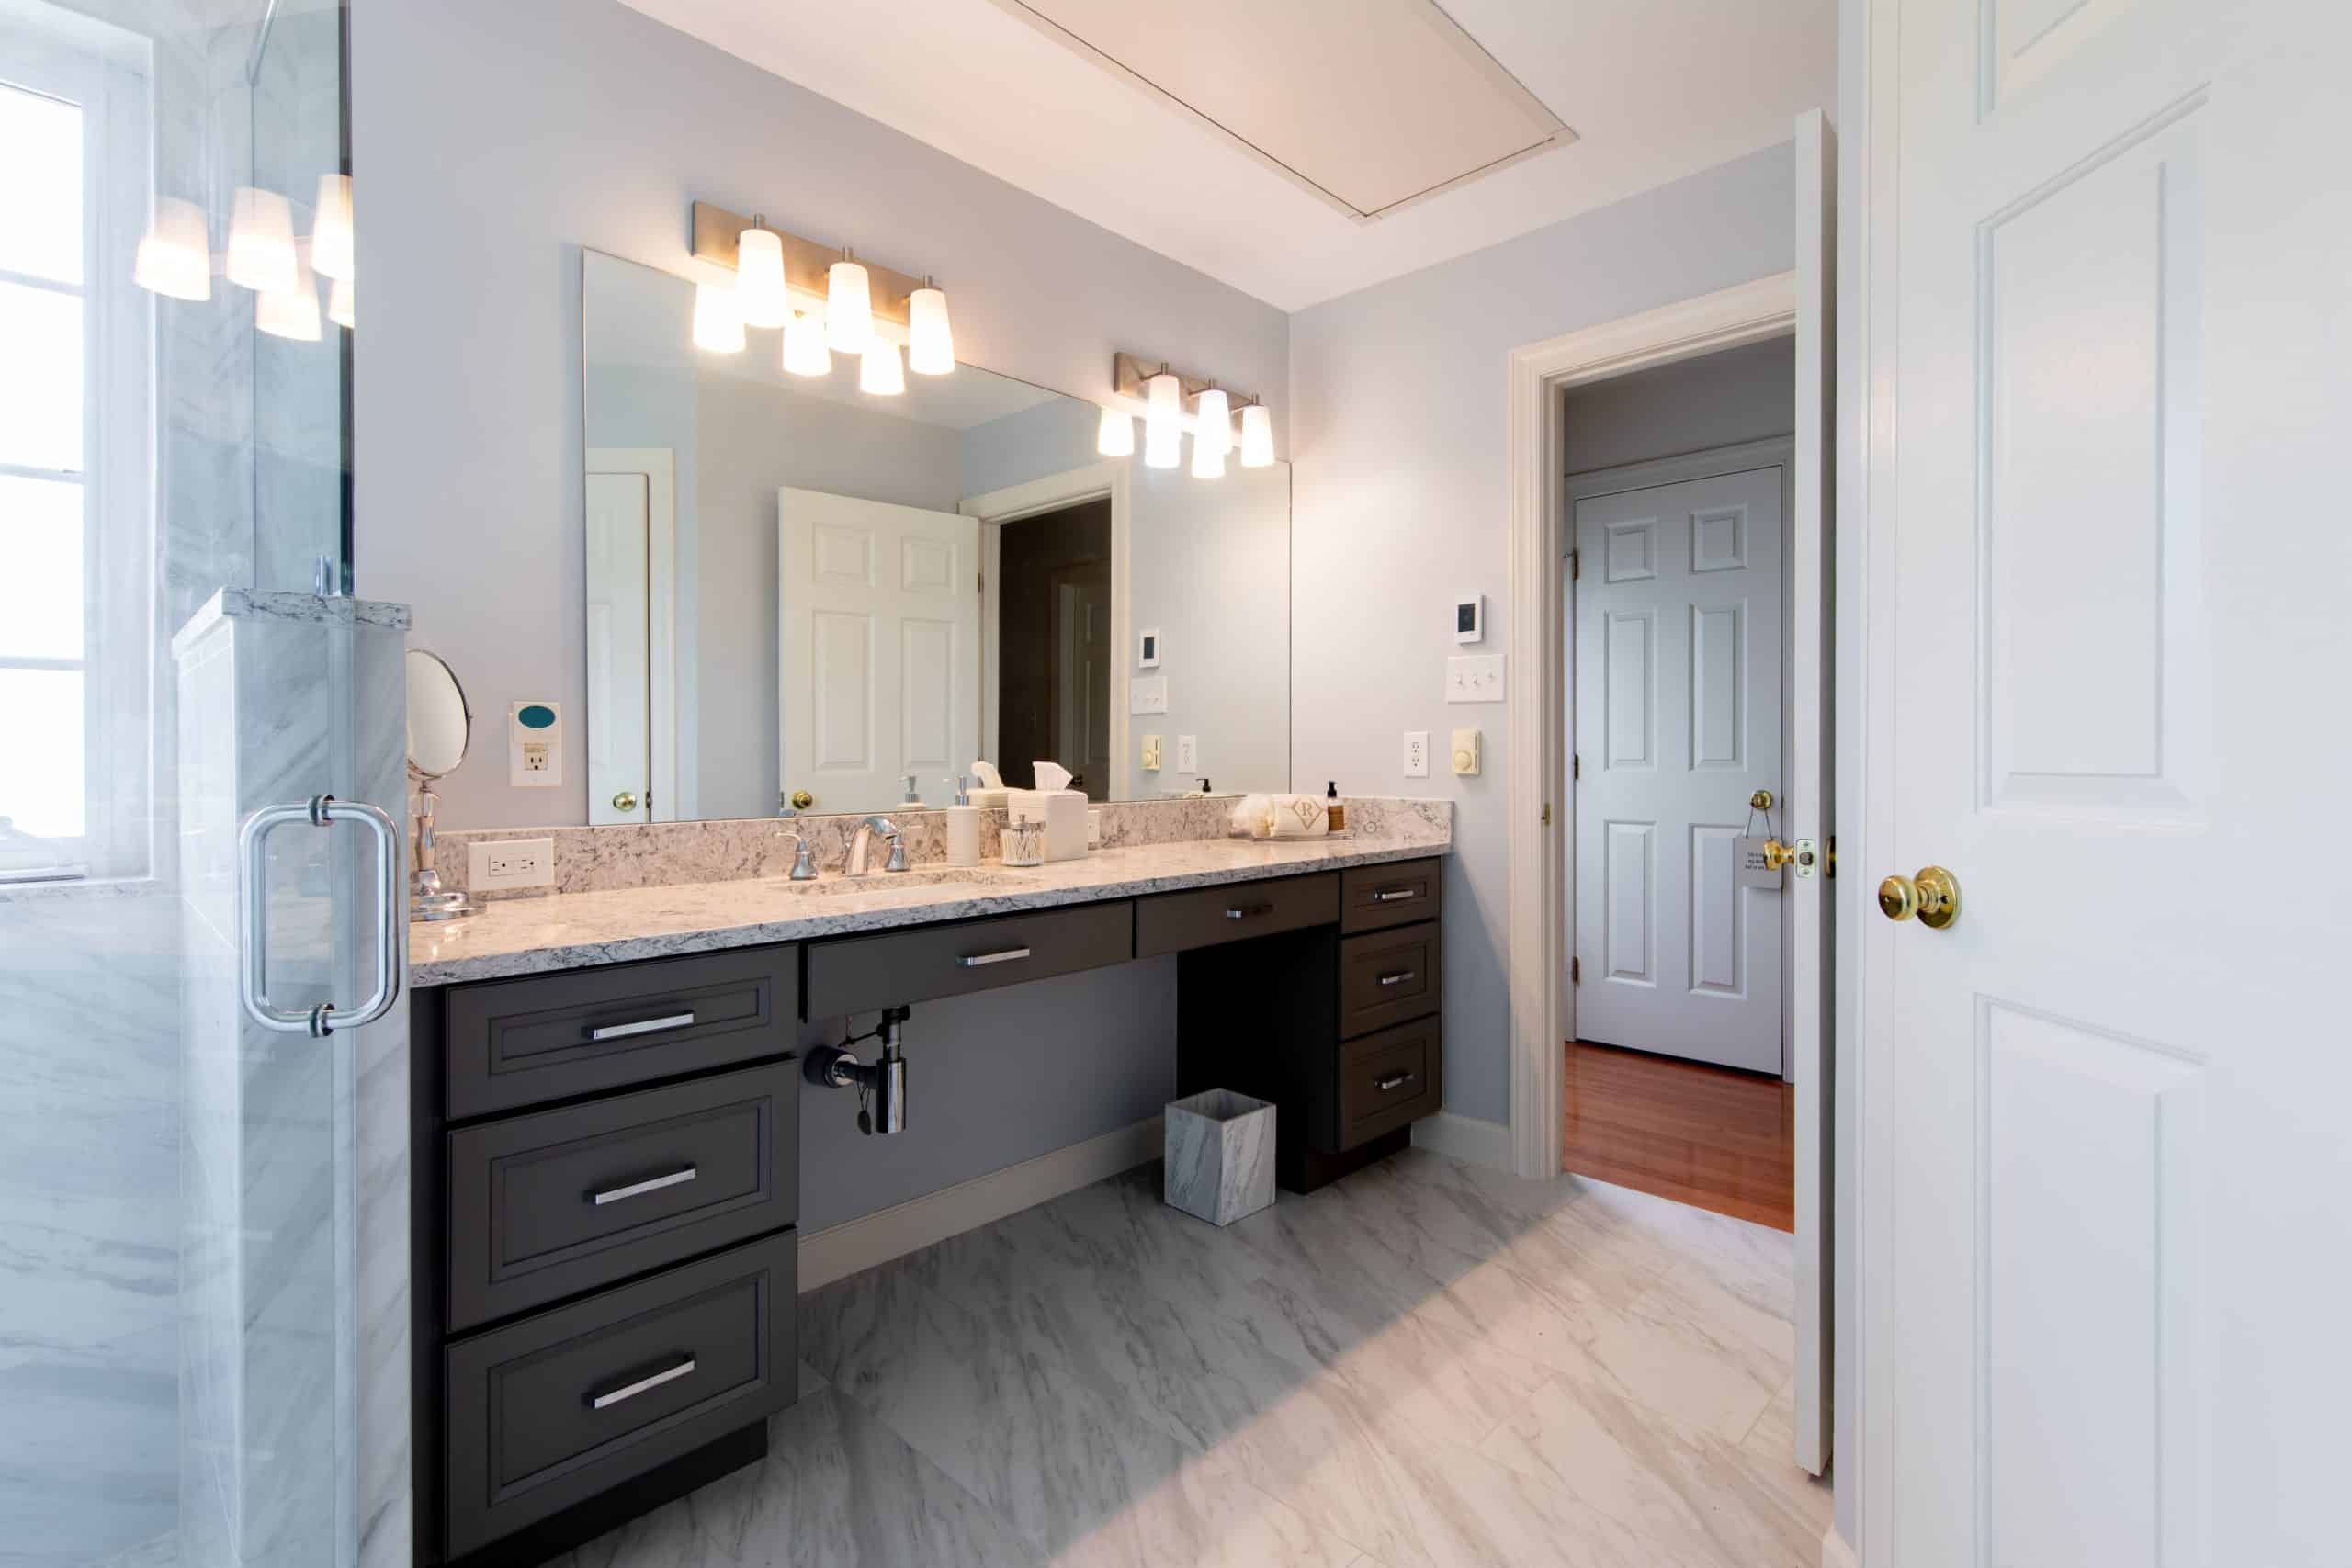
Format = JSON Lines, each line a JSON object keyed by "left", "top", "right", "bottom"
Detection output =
{"left": 1163, "top": 1088, "right": 1276, "bottom": 1226}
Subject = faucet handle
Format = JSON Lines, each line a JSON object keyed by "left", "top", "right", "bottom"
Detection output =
{"left": 779, "top": 830, "right": 818, "bottom": 880}
{"left": 886, "top": 834, "right": 910, "bottom": 872}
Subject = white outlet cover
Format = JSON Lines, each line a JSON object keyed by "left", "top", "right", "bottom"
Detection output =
{"left": 1130, "top": 675, "right": 1169, "bottom": 715}
{"left": 1404, "top": 730, "right": 1430, "bottom": 778}
{"left": 1445, "top": 654, "right": 1506, "bottom": 704}
{"left": 468, "top": 837, "right": 555, "bottom": 890}
{"left": 509, "top": 701, "right": 563, "bottom": 786}
{"left": 1175, "top": 734, "right": 1198, "bottom": 772}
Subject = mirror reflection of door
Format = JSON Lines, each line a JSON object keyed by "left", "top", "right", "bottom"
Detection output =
{"left": 997, "top": 499, "right": 1113, "bottom": 801}
{"left": 585, "top": 469, "right": 652, "bottom": 823}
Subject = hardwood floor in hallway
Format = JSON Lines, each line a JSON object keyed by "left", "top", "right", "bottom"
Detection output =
{"left": 1563, "top": 1041, "right": 1796, "bottom": 1231}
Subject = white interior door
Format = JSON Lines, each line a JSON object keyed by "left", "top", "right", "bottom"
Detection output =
{"left": 584, "top": 470, "right": 650, "bottom": 824}
{"left": 1871, "top": 0, "right": 2352, "bottom": 1562}
{"left": 1575, "top": 464, "right": 1784, "bottom": 1072}
{"left": 779, "top": 487, "right": 979, "bottom": 816}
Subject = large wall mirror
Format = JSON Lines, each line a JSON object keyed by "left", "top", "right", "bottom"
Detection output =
{"left": 582, "top": 249, "right": 1291, "bottom": 823}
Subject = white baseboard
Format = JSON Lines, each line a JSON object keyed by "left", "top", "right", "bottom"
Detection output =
{"left": 1410, "top": 1110, "right": 1513, "bottom": 1170}
{"left": 797, "top": 1115, "right": 1163, "bottom": 1292}
{"left": 1820, "top": 1524, "right": 1858, "bottom": 1568}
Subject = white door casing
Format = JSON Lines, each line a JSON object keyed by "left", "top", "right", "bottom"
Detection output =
{"left": 779, "top": 487, "right": 979, "bottom": 816}
{"left": 1861, "top": 1, "right": 2352, "bottom": 1563}
{"left": 585, "top": 446, "right": 679, "bottom": 819}
{"left": 584, "top": 470, "right": 650, "bottom": 825}
{"left": 1574, "top": 464, "right": 1785, "bottom": 1073}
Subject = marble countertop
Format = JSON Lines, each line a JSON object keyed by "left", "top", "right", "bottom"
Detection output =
{"left": 409, "top": 833, "right": 1449, "bottom": 986}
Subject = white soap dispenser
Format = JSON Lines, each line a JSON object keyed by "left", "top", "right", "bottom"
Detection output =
{"left": 944, "top": 775, "right": 981, "bottom": 867}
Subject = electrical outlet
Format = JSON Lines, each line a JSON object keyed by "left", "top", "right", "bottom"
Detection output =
{"left": 1141, "top": 734, "right": 1163, "bottom": 771}
{"left": 1175, "top": 734, "right": 1198, "bottom": 772}
{"left": 469, "top": 837, "right": 554, "bottom": 891}
{"left": 509, "top": 701, "right": 562, "bottom": 786}
{"left": 1404, "top": 731, "right": 1430, "bottom": 778}
{"left": 520, "top": 741, "right": 550, "bottom": 774}
{"left": 1445, "top": 654, "right": 1506, "bottom": 704}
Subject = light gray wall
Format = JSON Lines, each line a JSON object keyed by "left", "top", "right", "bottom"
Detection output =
{"left": 1289, "top": 143, "right": 1796, "bottom": 1124}
{"left": 354, "top": 0, "right": 1289, "bottom": 833}
{"left": 1564, "top": 335, "right": 1797, "bottom": 475}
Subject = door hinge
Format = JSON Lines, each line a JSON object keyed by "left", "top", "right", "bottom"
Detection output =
{"left": 1570, "top": 548, "right": 1581, "bottom": 581}
{"left": 1826, "top": 834, "right": 1837, "bottom": 879}
{"left": 1572, "top": 753, "right": 1581, "bottom": 781}
{"left": 1571, "top": 956, "right": 1581, "bottom": 985}
{"left": 1541, "top": 802, "right": 1552, "bottom": 827}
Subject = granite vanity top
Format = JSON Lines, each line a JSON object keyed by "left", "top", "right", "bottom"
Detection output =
{"left": 409, "top": 831, "right": 1450, "bottom": 986}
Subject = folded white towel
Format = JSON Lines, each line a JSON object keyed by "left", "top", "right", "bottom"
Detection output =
{"left": 1265, "top": 793, "right": 1329, "bottom": 840}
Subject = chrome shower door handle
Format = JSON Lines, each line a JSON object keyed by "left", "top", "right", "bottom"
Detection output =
{"left": 239, "top": 795, "right": 404, "bottom": 1038}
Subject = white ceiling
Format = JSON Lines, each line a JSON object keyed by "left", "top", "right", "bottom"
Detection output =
{"left": 616, "top": 0, "right": 1836, "bottom": 311}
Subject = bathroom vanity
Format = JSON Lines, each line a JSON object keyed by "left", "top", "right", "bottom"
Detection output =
{"left": 406, "top": 829, "right": 1446, "bottom": 1565}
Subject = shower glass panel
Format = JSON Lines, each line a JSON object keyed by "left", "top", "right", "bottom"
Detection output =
{"left": 0, "top": 3, "right": 368, "bottom": 1567}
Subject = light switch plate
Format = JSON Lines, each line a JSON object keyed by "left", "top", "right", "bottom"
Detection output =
{"left": 1451, "top": 728, "right": 1482, "bottom": 776}
{"left": 1404, "top": 731, "right": 1430, "bottom": 778}
{"left": 1140, "top": 734, "right": 1162, "bottom": 771}
{"left": 1445, "top": 654, "right": 1505, "bottom": 704}
{"left": 469, "top": 837, "right": 554, "bottom": 891}
{"left": 1175, "top": 735, "right": 1198, "bottom": 772}
{"left": 1130, "top": 676, "right": 1169, "bottom": 715}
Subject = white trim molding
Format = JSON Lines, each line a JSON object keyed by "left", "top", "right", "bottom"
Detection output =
{"left": 1821, "top": 1524, "right": 1860, "bottom": 1568}
{"left": 797, "top": 1114, "right": 1162, "bottom": 1292}
{"left": 1409, "top": 1110, "right": 1512, "bottom": 1170}
{"left": 1505, "top": 271, "right": 1799, "bottom": 1181}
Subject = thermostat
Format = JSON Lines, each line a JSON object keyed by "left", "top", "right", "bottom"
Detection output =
{"left": 509, "top": 701, "right": 561, "bottom": 787}
{"left": 1454, "top": 594, "right": 1484, "bottom": 644}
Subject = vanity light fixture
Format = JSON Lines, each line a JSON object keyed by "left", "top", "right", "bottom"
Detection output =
{"left": 734, "top": 221, "right": 791, "bottom": 329}
{"left": 782, "top": 310, "right": 831, "bottom": 376}
{"left": 1193, "top": 386, "right": 1231, "bottom": 457}
{"left": 826, "top": 252, "right": 874, "bottom": 354}
{"left": 133, "top": 197, "right": 211, "bottom": 301}
{"left": 1111, "top": 352, "right": 1270, "bottom": 479}
{"left": 1189, "top": 436, "right": 1226, "bottom": 479}
{"left": 859, "top": 339, "right": 905, "bottom": 396}
{"left": 1239, "top": 400, "right": 1273, "bottom": 468}
{"left": 326, "top": 274, "right": 354, "bottom": 330}
{"left": 1096, "top": 405, "right": 1135, "bottom": 457}
{"left": 691, "top": 279, "right": 745, "bottom": 354}
{"left": 310, "top": 173, "right": 354, "bottom": 282}
{"left": 225, "top": 186, "right": 299, "bottom": 296}
{"left": 1143, "top": 368, "right": 1183, "bottom": 457}
{"left": 255, "top": 271, "right": 322, "bottom": 342}
{"left": 908, "top": 281, "right": 955, "bottom": 375}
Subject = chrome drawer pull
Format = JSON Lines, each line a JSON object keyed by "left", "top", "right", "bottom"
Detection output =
{"left": 1374, "top": 1071, "right": 1417, "bottom": 1093}
{"left": 1225, "top": 903, "right": 1273, "bottom": 919}
{"left": 588, "top": 1356, "right": 696, "bottom": 1410}
{"left": 1377, "top": 970, "right": 1418, "bottom": 987}
{"left": 1374, "top": 887, "right": 1419, "bottom": 903}
{"left": 589, "top": 1166, "right": 698, "bottom": 1206}
{"left": 958, "top": 946, "right": 1031, "bottom": 968}
{"left": 588, "top": 1011, "right": 695, "bottom": 1043}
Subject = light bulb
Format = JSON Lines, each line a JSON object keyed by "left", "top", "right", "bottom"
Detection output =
{"left": 310, "top": 173, "right": 353, "bottom": 281}
{"left": 326, "top": 274, "right": 354, "bottom": 330}
{"left": 783, "top": 310, "right": 831, "bottom": 377}
{"left": 692, "top": 280, "right": 744, "bottom": 353}
{"left": 1144, "top": 427, "right": 1182, "bottom": 470}
{"left": 859, "top": 340, "right": 904, "bottom": 396}
{"left": 1095, "top": 406, "right": 1134, "bottom": 457}
{"left": 255, "top": 275, "right": 322, "bottom": 342}
{"left": 1190, "top": 435, "right": 1226, "bottom": 479}
{"left": 1193, "top": 387, "right": 1230, "bottom": 457}
{"left": 133, "top": 197, "right": 210, "bottom": 301}
{"left": 735, "top": 225, "right": 789, "bottom": 329}
{"left": 225, "top": 186, "right": 298, "bottom": 296}
{"left": 1239, "top": 402, "right": 1273, "bottom": 468}
{"left": 908, "top": 285, "right": 954, "bottom": 375}
{"left": 1143, "top": 370, "right": 1182, "bottom": 454}
{"left": 826, "top": 256, "right": 872, "bottom": 354}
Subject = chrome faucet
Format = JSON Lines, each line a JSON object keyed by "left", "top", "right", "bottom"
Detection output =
{"left": 775, "top": 830, "right": 819, "bottom": 881}
{"left": 842, "top": 816, "right": 909, "bottom": 876}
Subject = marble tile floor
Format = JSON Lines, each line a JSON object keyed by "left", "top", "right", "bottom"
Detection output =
{"left": 557, "top": 1147, "right": 1829, "bottom": 1568}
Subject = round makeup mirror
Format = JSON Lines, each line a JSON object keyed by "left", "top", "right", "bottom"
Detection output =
{"left": 405, "top": 649, "right": 476, "bottom": 920}
{"left": 406, "top": 649, "right": 470, "bottom": 781}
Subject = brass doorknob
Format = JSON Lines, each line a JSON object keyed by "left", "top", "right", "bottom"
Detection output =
{"left": 1878, "top": 865, "right": 1961, "bottom": 930}
{"left": 611, "top": 790, "right": 639, "bottom": 813}
{"left": 789, "top": 789, "right": 813, "bottom": 811}
{"left": 1762, "top": 839, "right": 1796, "bottom": 870}
{"left": 1750, "top": 789, "right": 1774, "bottom": 810}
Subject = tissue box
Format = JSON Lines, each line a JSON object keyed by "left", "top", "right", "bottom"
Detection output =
{"left": 1009, "top": 789, "right": 1088, "bottom": 861}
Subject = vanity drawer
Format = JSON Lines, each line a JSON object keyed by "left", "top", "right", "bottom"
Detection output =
{"left": 443, "top": 1230, "right": 797, "bottom": 1559}
{"left": 446, "top": 1063, "right": 798, "bottom": 1334}
{"left": 1337, "top": 1016, "right": 1442, "bottom": 1149}
{"left": 1340, "top": 859, "right": 1443, "bottom": 934}
{"left": 802, "top": 900, "right": 1132, "bottom": 1017}
{"left": 1338, "top": 921, "right": 1441, "bottom": 1038}
{"left": 444, "top": 948, "right": 798, "bottom": 1121}
{"left": 1136, "top": 873, "right": 1337, "bottom": 957}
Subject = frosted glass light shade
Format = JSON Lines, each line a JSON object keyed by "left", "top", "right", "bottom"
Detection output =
{"left": 908, "top": 286, "right": 954, "bottom": 375}
{"left": 326, "top": 274, "right": 354, "bottom": 330}
{"left": 1095, "top": 406, "right": 1134, "bottom": 457}
{"left": 1193, "top": 387, "right": 1231, "bottom": 456}
{"left": 1144, "top": 427, "right": 1182, "bottom": 470}
{"left": 826, "top": 258, "right": 873, "bottom": 353}
{"left": 783, "top": 310, "right": 831, "bottom": 377}
{"left": 1239, "top": 402, "right": 1273, "bottom": 468}
{"left": 692, "top": 280, "right": 745, "bottom": 353}
{"left": 1143, "top": 370, "right": 1182, "bottom": 453}
{"left": 859, "top": 340, "right": 904, "bottom": 396}
{"left": 734, "top": 227, "right": 789, "bottom": 328}
{"left": 133, "top": 197, "right": 210, "bottom": 300}
{"left": 310, "top": 174, "right": 354, "bottom": 281}
{"left": 255, "top": 276, "right": 322, "bottom": 342}
{"left": 225, "top": 186, "right": 298, "bottom": 296}
{"left": 1189, "top": 435, "right": 1226, "bottom": 479}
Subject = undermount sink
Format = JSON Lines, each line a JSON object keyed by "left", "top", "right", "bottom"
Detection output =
{"left": 768, "top": 865, "right": 1012, "bottom": 895}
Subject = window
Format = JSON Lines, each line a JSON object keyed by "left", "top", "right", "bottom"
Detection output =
{"left": 0, "top": 27, "right": 151, "bottom": 881}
